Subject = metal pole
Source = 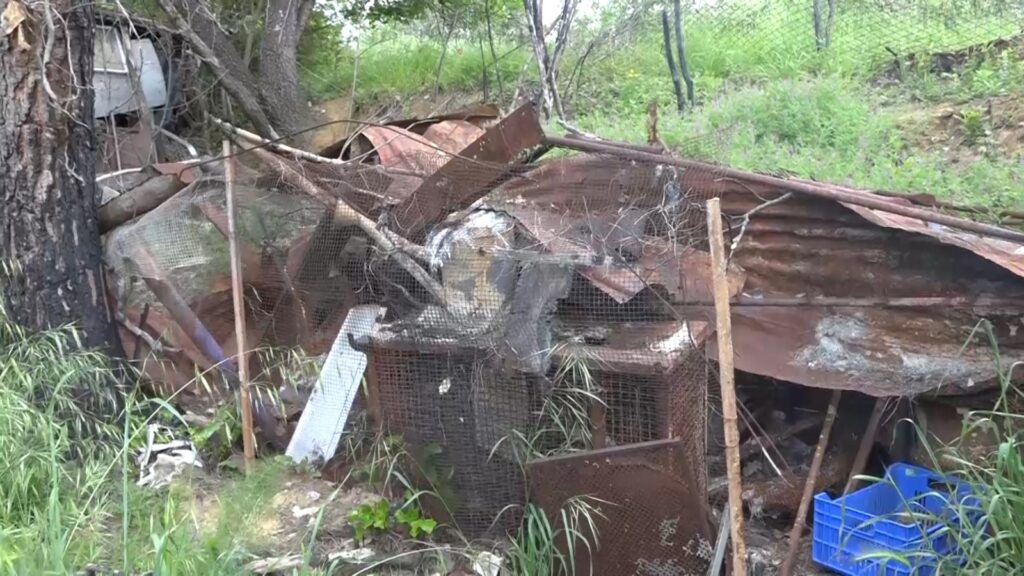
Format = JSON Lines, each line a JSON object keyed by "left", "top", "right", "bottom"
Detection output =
{"left": 545, "top": 135, "right": 1024, "bottom": 244}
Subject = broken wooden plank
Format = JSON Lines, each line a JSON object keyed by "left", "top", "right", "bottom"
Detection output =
{"left": 389, "top": 102, "right": 544, "bottom": 241}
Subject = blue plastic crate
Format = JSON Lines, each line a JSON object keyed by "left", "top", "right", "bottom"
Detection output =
{"left": 812, "top": 463, "right": 980, "bottom": 576}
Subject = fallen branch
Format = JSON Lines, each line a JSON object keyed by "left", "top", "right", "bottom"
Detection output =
{"left": 99, "top": 174, "right": 186, "bottom": 232}
{"left": 211, "top": 116, "right": 346, "bottom": 166}
{"left": 730, "top": 192, "right": 793, "bottom": 252}
{"left": 248, "top": 147, "right": 444, "bottom": 305}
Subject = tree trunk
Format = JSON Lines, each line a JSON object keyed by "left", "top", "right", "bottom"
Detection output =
{"left": 260, "top": 0, "right": 315, "bottom": 143}
{"left": 159, "top": 0, "right": 318, "bottom": 145}
{"left": 0, "top": 0, "right": 120, "bottom": 350}
{"left": 661, "top": 10, "right": 684, "bottom": 113}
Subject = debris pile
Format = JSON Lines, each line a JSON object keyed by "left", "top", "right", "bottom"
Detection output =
{"left": 98, "top": 98, "right": 1024, "bottom": 574}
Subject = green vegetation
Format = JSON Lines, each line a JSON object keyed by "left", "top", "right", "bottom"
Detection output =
{"left": 505, "top": 498, "right": 606, "bottom": 576}
{"left": 301, "top": 0, "right": 1024, "bottom": 213}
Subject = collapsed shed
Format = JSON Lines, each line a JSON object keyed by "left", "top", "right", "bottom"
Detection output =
{"left": 102, "top": 103, "right": 1024, "bottom": 574}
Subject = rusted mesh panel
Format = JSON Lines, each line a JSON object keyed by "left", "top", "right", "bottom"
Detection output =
{"left": 528, "top": 439, "right": 714, "bottom": 576}
{"left": 370, "top": 345, "right": 540, "bottom": 538}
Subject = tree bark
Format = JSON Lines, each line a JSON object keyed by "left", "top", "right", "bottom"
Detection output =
{"left": 673, "top": 0, "right": 694, "bottom": 105}
{"left": 0, "top": 0, "right": 120, "bottom": 350}
{"left": 260, "top": 0, "right": 315, "bottom": 143}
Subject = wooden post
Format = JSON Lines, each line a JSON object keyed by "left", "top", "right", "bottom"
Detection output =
{"left": 225, "top": 140, "right": 256, "bottom": 474}
{"left": 844, "top": 397, "right": 888, "bottom": 495}
{"left": 781, "top": 389, "right": 842, "bottom": 575}
{"left": 706, "top": 198, "right": 746, "bottom": 575}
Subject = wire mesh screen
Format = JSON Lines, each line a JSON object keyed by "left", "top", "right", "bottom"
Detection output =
{"left": 358, "top": 155, "right": 717, "bottom": 538}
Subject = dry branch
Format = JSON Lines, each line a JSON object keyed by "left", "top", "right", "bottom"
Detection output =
{"left": 156, "top": 0, "right": 279, "bottom": 139}
{"left": 99, "top": 174, "right": 185, "bottom": 232}
{"left": 224, "top": 141, "right": 256, "bottom": 473}
{"left": 844, "top": 397, "right": 888, "bottom": 495}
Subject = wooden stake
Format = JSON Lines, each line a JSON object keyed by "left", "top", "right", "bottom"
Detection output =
{"left": 706, "top": 198, "right": 747, "bottom": 576}
{"left": 224, "top": 140, "right": 256, "bottom": 474}
{"left": 844, "top": 397, "right": 888, "bottom": 495}
{"left": 781, "top": 389, "right": 842, "bottom": 576}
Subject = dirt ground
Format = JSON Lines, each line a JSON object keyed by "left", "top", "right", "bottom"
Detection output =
{"left": 900, "top": 94, "right": 1024, "bottom": 166}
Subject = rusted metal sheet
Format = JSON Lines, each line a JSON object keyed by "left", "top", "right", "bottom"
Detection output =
{"left": 389, "top": 103, "right": 544, "bottom": 241}
{"left": 528, "top": 439, "right": 714, "bottom": 576}
{"left": 842, "top": 201, "right": 1024, "bottom": 277}
{"left": 386, "top": 103, "right": 501, "bottom": 133}
{"left": 486, "top": 155, "right": 1024, "bottom": 396}
{"left": 422, "top": 120, "right": 485, "bottom": 153}
{"left": 352, "top": 125, "right": 444, "bottom": 174}
{"left": 348, "top": 120, "right": 495, "bottom": 202}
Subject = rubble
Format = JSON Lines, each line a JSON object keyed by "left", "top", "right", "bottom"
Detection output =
{"left": 97, "top": 101, "right": 1024, "bottom": 575}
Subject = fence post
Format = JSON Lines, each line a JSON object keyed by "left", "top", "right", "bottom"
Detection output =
{"left": 706, "top": 198, "right": 747, "bottom": 575}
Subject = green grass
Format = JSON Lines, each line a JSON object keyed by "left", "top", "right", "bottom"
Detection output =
{"left": 298, "top": 1, "right": 1023, "bottom": 212}
{"left": 299, "top": 28, "right": 530, "bottom": 104}
{"left": 0, "top": 300, "right": 313, "bottom": 574}
{"left": 574, "top": 73, "right": 1024, "bottom": 211}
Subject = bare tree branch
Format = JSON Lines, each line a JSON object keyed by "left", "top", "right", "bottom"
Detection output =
{"left": 156, "top": 0, "right": 280, "bottom": 138}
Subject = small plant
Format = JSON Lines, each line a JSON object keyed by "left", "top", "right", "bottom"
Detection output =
{"left": 394, "top": 493, "right": 438, "bottom": 538}
{"left": 348, "top": 494, "right": 438, "bottom": 542}
{"left": 348, "top": 499, "right": 392, "bottom": 542}
{"left": 190, "top": 404, "right": 240, "bottom": 463}
{"left": 505, "top": 496, "right": 607, "bottom": 576}
{"left": 958, "top": 107, "right": 989, "bottom": 145}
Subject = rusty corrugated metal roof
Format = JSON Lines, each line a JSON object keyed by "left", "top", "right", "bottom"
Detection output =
{"left": 486, "top": 155, "right": 1024, "bottom": 396}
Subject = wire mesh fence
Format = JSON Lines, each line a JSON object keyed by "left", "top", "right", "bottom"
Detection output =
{"left": 680, "top": 0, "right": 1022, "bottom": 72}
